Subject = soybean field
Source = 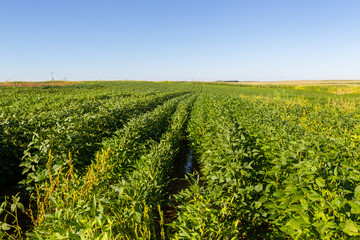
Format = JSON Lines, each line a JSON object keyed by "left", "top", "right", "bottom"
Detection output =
{"left": 1, "top": 81, "right": 360, "bottom": 239}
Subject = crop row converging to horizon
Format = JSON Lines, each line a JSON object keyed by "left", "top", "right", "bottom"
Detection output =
{"left": 1, "top": 81, "right": 360, "bottom": 239}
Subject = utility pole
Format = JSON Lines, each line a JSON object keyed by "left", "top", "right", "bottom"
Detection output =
{"left": 51, "top": 72, "right": 54, "bottom": 81}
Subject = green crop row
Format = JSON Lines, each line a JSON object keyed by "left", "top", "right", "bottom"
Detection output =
{"left": 0, "top": 84, "right": 154, "bottom": 187}
{"left": 1, "top": 82, "right": 196, "bottom": 238}
{"left": 20, "top": 91, "right": 186, "bottom": 189}
{"left": 2, "top": 81, "right": 360, "bottom": 239}
{"left": 21, "top": 95, "right": 196, "bottom": 239}
{"left": 0, "top": 90, "right": 138, "bottom": 187}
{"left": 171, "top": 93, "right": 360, "bottom": 239}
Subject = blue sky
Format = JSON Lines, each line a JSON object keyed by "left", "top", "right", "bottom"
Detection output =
{"left": 1, "top": 0, "right": 360, "bottom": 81}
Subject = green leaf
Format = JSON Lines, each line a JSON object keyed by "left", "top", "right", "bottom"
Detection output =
{"left": 349, "top": 201, "right": 360, "bottom": 214}
{"left": 134, "top": 211, "right": 142, "bottom": 223}
{"left": 285, "top": 218, "right": 302, "bottom": 231}
{"left": 17, "top": 202, "right": 25, "bottom": 212}
{"left": 92, "top": 196, "right": 97, "bottom": 210}
{"left": 49, "top": 196, "right": 58, "bottom": 206}
{"left": 355, "top": 185, "right": 360, "bottom": 200}
{"left": 308, "top": 191, "right": 321, "bottom": 201}
{"left": 286, "top": 204, "right": 303, "bottom": 213}
{"left": 255, "top": 201, "right": 262, "bottom": 209}
{"left": 258, "top": 195, "right": 268, "bottom": 203}
{"left": 11, "top": 203, "right": 16, "bottom": 212}
{"left": 300, "top": 198, "right": 308, "bottom": 210}
{"left": 254, "top": 184, "right": 263, "bottom": 192}
{"left": 342, "top": 221, "right": 359, "bottom": 236}
{"left": 1, "top": 223, "right": 11, "bottom": 231}
{"left": 315, "top": 177, "right": 325, "bottom": 187}
{"left": 313, "top": 221, "right": 326, "bottom": 235}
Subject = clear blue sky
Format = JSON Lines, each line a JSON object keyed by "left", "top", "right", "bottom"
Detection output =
{"left": 1, "top": 0, "right": 360, "bottom": 81}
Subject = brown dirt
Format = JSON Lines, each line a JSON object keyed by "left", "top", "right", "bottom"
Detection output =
{"left": 0, "top": 81, "right": 83, "bottom": 87}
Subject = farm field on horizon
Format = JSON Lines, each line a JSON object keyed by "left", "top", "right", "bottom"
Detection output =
{"left": 1, "top": 80, "right": 360, "bottom": 239}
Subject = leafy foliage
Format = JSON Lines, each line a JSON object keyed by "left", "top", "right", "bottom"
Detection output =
{"left": 2, "top": 81, "right": 360, "bottom": 239}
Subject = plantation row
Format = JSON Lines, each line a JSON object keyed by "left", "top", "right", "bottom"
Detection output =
{"left": 171, "top": 93, "right": 360, "bottom": 239}
{"left": 0, "top": 82, "right": 198, "bottom": 239}
{"left": 1, "top": 81, "right": 360, "bottom": 239}
{"left": 0, "top": 82, "right": 193, "bottom": 188}
{"left": 20, "top": 94, "right": 196, "bottom": 239}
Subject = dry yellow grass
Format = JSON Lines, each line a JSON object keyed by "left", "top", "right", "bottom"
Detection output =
{"left": 230, "top": 80, "right": 360, "bottom": 86}
{"left": 226, "top": 80, "right": 360, "bottom": 95}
